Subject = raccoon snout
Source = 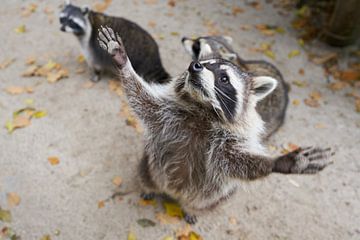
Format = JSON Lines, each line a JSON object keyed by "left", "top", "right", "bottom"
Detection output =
{"left": 189, "top": 61, "right": 203, "bottom": 73}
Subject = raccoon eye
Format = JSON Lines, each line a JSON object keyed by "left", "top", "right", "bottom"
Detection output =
{"left": 220, "top": 75, "right": 229, "bottom": 84}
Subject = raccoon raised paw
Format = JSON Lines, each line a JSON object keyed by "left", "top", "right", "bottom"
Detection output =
{"left": 274, "top": 146, "right": 335, "bottom": 174}
{"left": 98, "top": 26, "right": 127, "bottom": 67}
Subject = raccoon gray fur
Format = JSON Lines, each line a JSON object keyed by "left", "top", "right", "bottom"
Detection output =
{"left": 182, "top": 36, "right": 289, "bottom": 139}
{"left": 98, "top": 26, "right": 334, "bottom": 224}
{"left": 59, "top": 2, "right": 170, "bottom": 83}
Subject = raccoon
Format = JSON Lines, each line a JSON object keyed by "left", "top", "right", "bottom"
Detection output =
{"left": 98, "top": 26, "right": 334, "bottom": 224}
{"left": 182, "top": 36, "right": 289, "bottom": 139}
{"left": 59, "top": 1, "right": 170, "bottom": 83}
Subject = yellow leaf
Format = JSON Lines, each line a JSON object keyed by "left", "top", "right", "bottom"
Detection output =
{"left": 264, "top": 50, "right": 275, "bottom": 59}
{"left": 189, "top": 231, "right": 202, "bottom": 240}
{"left": 48, "top": 157, "right": 60, "bottom": 166}
{"left": 33, "top": 110, "right": 47, "bottom": 119}
{"left": 40, "top": 235, "right": 51, "bottom": 240}
{"left": 24, "top": 98, "right": 34, "bottom": 105}
{"left": 288, "top": 50, "right": 300, "bottom": 58}
{"left": 298, "top": 38, "right": 305, "bottom": 47}
{"left": 112, "top": 176, "right": 122, "bottom": 186}
{"left": 7, "top": 192, "right": 21, "bottom": 207}
{"left": 292, "top": 80, "right": 307, "bottom": 87}
{"left": 15, "top": 25, "right": 26, "bottom": 33}
{"left": 5, "top": 121, "right": 14, "bottom": 133}
{"left": 292, "top": 99, "right": 300, "bottom": 106}
{"left": 127, "top": 231, "right": 137, "bottom": 240}
{"left": 162, "top": 236, "right": 174, "bottom": 240}
{"left": 163, "top": 201, "right": 183, "bottom": 218}
{"left": 77, "top": 55, "right": 85, "bottom": 63}
{"left": 310, "top": 91, "right": 322, "bottom": 101}
{"left": 0, "top": 207, "right": 12, "bottom": 223}
{"left": 47, "top": 69, "right": 69, "bottom": 83}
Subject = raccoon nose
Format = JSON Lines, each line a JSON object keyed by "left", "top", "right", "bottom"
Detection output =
{"left": 189, "top": 61, "right": 203, "bottom": 73}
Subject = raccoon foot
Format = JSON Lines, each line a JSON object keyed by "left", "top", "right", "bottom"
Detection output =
{"left": 140, "top": 192, "right": 155, "bottom": 200}
{"left": 90, "top": 69, "right": 101, "bottom": 82}
{"left": 274, "top": 147, "right": 335, "bottom": 174}
{"left": 98, "top": 26, "right": 127, "bottom": 68}
{"left": 184, "top": 213, "right": 198, "bottom": 225}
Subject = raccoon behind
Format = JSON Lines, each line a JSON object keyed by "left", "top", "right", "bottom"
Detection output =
{"left": 60, "top": 3, "right": 170, "bottom": 83}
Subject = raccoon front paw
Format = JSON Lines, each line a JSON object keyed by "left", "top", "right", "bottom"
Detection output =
{"left": 274, "top": 147, "right": 335, "bottom": 174}
{"left": 98, "top": 26, "right": 127, "bottom": 68}
{"left": 184, "top": 213, "right": 197, "bottom": 225}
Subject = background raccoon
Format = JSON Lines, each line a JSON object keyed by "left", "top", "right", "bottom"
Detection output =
{"left": 98, "top": 26, "right": 334, "bottom": 224}
{"left": 182, "top": 36, "right": 289, "bottom": 139}
{"left": 59, "top": 2, "right": 170, "bottom": 83}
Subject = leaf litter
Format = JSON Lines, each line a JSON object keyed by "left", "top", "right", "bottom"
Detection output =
{"left": 5, "top": 106, "right": 47, "bottom": 133}
{"left": 22, "top": 60, "right": 69, "bottom": 83}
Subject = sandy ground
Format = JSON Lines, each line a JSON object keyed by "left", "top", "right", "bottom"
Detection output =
{"left": 0, "top": 0, "right": 359, "bottom": 239}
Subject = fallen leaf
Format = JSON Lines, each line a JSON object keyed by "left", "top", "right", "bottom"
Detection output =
{"left": 0, "top": 58, "right": 15, "bottom": 69}
{"left": 47, "top": 69, "right": 69, "bottom": 83}
{"left": 109, "top": 80, "right": 123, "bottom": 96}
{"left": 156, "top": 213, "right": 180, "bottom": 224}
{"left": 98, "top": 200, "right": 105, "bottom": 209}
{"left": 33, "top": 111, "right": 47, "bottom": 119}
{"left": 309, "top": 91, "right": 322, "bottom": 101}
{"left": 171, "top": 31, "right": 179, "bottom": 36}
{"left": 21, "top": 3, "right": 37, "bottom": 17}
{"left": 288, "top": 50, "right": 300, "bottom": 58}
{"left": 48, "top": 157, "right": 60, "bottom": 166}
{"left": 144, "top": 0, "right": 158, "bottom": 4}
{"left": 7, "top": 193, "right": 21, "bottom": 207}
{"left": 175, "top": 225, "right": 192, "bottom": 238}
{"left": 163, "top": 201, "right": 183, "bottom": 218}
{"left": 112, "top": 176, "right": 122, "bottom": 186}
{"left": 264, "top": 50, "right": 275, "bottom": 59}
{"left": 0, "top": 227, "right": 20, "bottom": 240}
{"left": 292, "top": 80, "right": 307, "bottom": 87}
{"left": 127, "top": 231, "right": 137, "bottom": 240}
{"left": 304, "top": 98, "right": 319, "bottom": 108}
{"left": 22, "top": 65, "right": 39, "bottom": 77}
{"left": 356, "top": 99, "right": 360, "bottom": 113}
{"left": 24, "top": 98, "right": 34, "bottom": 106}
{"left": 15, "top": 25, "right": 26, "bottom": 33}
{"left": 82, "top": 81, "right": 95, "bottom": 88}
{"left": 297, "top": 38, "right": 305, "bottom": 47}
{"left": 13, "top": 116, "right": 31, "bottom": 129}
{"left": 93, "top": 0, "right": 112, "bottom": 12}
{"left": 40, "top": 235, "right": 51, "bottom": 240}
{"left": 26, "top": 57, "right": 36, "bottom": 65}
{"left": 5, "top": 86, "right": 25, "bottom": 95}
{"left": 229, "top": 216, "right": 237, "bottom": 224}
{"left": 340, "top": 70, "right": 360, "bottom": 82}
{"left": 288, "top": 143, "right": 300, "bottom": 151}
{"left": 136, "top": 218, "right": 156, "bottom": 227}
{"left": 328, "top": 81, "right": 347, "bottom": 91}
{"left": 232, "top": 6, "right": 244, "bottom": 16}
{"left": 77, "top": 55, "right": 85, "bottom": 63}
{"left": 189, "top": 231, "right": 202, "bottom": 240}
{"left": 298, "top": 68, "right": 305, "bottom": 75}
{"left": 168, "top": 0, "right": 176, "bottom": 7}
{"left": 311, "top": 53, "right": 337, "bottom": 65}
{"left": 315, "top": 123, "right": 326, "bottom": 129}
{"left": 162, "top": 236, "right": 174, "bottom": 240}
{"left": 138, "top": 199, "right": 157, "bottom": 207}
{"left": 0, "top": 207, "right": 12, "bottom": 223}
{"left": 148, "top": 20, "right": 156, "bottom": 28}
{"left": 292, "top": 99, "right": 300, "bottom": 106}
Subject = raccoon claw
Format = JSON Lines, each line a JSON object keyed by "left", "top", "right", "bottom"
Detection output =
{"left": 140, "top": 192, "right": 155, "bottom": 200}
{"left": 97, "top": 26, "right": 127, "bottom": 67}
{"left": 184, "top": 213, "right": 197, "bottom": 225}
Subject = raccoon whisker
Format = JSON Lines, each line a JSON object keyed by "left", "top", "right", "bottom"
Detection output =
{"left": 215, "top": 90, "right": 234, "bottom": 119}
{"left": 214, "top": 86, "right": 236, "bottom": 103}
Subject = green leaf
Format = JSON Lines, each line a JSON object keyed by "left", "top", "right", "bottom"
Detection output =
{"left": 0, "top": 207, "right": 12, "bottom": 223}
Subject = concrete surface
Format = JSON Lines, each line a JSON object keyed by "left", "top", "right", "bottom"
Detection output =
{"left": 0, "top": 0, "right": 359, "bottom": 239}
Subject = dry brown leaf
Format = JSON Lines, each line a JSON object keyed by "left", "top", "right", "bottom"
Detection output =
{"left": 22, "top": 65, "right": 39, "bottom": 77}
{"left": 328, "top": 81, "right": 348, "bottom": 91}
{"left": 148, "top": 20, "right": 156, "bottom": 28}
{"left": 5, "top": 86, "right": 25, "bottom": 95}
{"left": 315, "top": 123, "right": 326, "bottom": 129}
{"left": 138, "top": 199, "right": 157, "bottom": 207}
{"left": 7, "top": 193, "right": 21, "bottom": 207}
{"left": 299, "top": 68, "right": 305, "bottom": 75}
{"left": 248, "top": 1, "right": 262, "bottom": 10}
{"left": 48, "top": 157, "right": 60, "bottom": 166}
{"left": 93, "top": 0, "right": 112, "bottom": 12}
{"left": 76, "top": 67, "right": 86, "bottom": 74}
{"left": 340, "top": 70, "right": 360, "bottom": 82}
{"left": 98, "top": 200, "right": 105, "bottom": 209}
{"left": 156, "top": 213, "right": 180, "bottom": 224}
{"left": 304, "top": 98, "right": 319, "bottom": 108}
{"left": 144, "top": 0, "right": 158, "bottom": 4}
{"left": 112, "top": 176, "right": 122, "bottom": 186}
{"left": 21, "top": 3, "right": 37, "bottom": 17}
{"left": 47, "top": 69, "right": 69, "bottom": 83}
{"left": 229, "top": 216, "right": 237, "bottom": 225}
{"left": 240, "top": 25, "right": 251, "bottom": 31}
{"left": 13, "top": 116, "right": 31, "bottom": 128}
{"left": 232, "top": 6, "right": 244, "bottom": 16}
{"left": 168, "top": 0, "right": 176, "bottom": 7}
{"left": 0, "top": 58, "right": 15, "bottom": 69}
{"left": 83, "top": 81, "right": 95, "bottom": 89}
{"left": 109, "top": 80, "right": 123, "bottom": 96}
{"left": 309, "top": 91, "right": 322, "bottom": 101}
{"left": 26, "top": 57, "right": 36, "bottom": 65}
{"left": 40, "top": 235, "right": 51, "bottom": 240}
{"left": 175, "top": 224, "right": 193, "bottom": 238}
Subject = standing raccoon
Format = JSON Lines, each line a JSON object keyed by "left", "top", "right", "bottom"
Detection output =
{"left": 59, "top": 2, "right": 170, "bottom": 83}
{"left": 98, "top": 27, "right": 334, "bottom": 224}
{"left": 182, "top": 36, "right": 289, "bottom": 139}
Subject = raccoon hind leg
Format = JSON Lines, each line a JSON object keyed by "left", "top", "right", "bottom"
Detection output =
{"left": 138, "top": 153, "right": 159, "bottom": 200}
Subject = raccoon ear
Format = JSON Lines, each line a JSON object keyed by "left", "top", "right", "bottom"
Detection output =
{"left": 181, "top": 37, "right": 195, "bottom": 55}
{"left": 82, "top": 6, "right": 89, "bottom": 15}
{"left": 223, "top": 53, "right": 237, "bottom": 61}
{"left": 252, "top": 76, "right": 277, "bottom": 101}
{"left": 223, "top": 36, "right": 233, "bottom": 44}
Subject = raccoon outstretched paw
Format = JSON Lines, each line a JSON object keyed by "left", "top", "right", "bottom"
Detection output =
{"left": 98, "top": 26, "right": 127, "bottom": 68}
{"left": 274, "top": 147, "right": 335, "bottom": 174}
{"left": 140, "top": 192, "right": 155, "bottom": 201}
